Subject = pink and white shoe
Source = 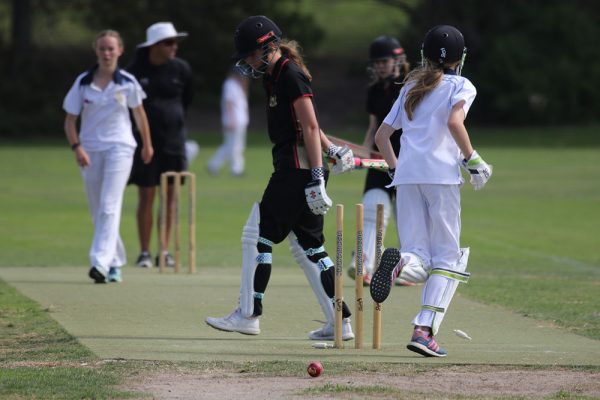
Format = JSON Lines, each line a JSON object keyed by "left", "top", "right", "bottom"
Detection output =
{"left": 406, "top": 328, "right": 447, "bottom": 357}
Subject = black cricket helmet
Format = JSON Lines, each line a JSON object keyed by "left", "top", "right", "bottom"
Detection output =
{"left": 422, "top": 25, "right": 466, "bottom": 66}
{"left": 232, "top": 15, "right": 282, "bottom": 61}
{"left": 369, "top": 36, "right": 404, "bottom": 61}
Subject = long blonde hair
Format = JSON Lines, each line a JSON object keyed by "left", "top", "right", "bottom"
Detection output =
{"left": 403, "top": 61, "right": 443, "bottom": 120}
{"left": 279, "top": 39, "right": 312, "bottom": 81}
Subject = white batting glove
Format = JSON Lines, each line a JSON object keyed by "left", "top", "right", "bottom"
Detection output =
{"left": 305, "top": 167, "right": 332, "bottom": 215}
{"left": 461, "top": 150, "right": 492, "bottom": 190}
{"left": 328, "top": 145, "right": 354, "bottom": 174}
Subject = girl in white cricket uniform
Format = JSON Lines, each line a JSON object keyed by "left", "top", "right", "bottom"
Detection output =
{"left": 371, "top": 25, "right": 492, "bottom": 357}
{"left": 63, "top": 30, "right": 153, "bottom": 284}
{"left": 207, "top": 71, "right": 250, "bottom": 176}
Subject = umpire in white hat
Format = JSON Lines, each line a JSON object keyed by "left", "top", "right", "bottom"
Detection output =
{"left": 127, "top": 22, "right": 194, "bottom": 269}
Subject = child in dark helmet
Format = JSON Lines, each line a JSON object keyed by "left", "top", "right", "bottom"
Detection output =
{"left": 347, "top": 36, "right": 411, "bottom": 287}
{"left": 206, "top": 15, "right": 356, "bottom": 340}
{"left": 371, "top": 25, "right": 492, "bottom": 357}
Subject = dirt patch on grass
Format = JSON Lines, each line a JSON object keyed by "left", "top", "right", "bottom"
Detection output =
{"left": 127, "top": 367, "right": 600, "bottom": 399}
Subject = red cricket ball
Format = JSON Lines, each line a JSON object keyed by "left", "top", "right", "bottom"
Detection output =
{"left": 307, "top": 361, "right": 323, "bottom": 377}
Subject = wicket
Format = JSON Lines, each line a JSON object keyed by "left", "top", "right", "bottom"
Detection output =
{"left": 334, "top": 203, "right": 385, "bottom": 349}
{"left": 159, "top": 171, "right": 196, "bottom": 273}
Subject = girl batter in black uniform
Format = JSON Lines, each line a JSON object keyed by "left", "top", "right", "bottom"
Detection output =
{"left": 348, "top": 36, "right": 411, "bottom": 286}
{"left": 206, "top": 15, "right": 355, "bottom": 340}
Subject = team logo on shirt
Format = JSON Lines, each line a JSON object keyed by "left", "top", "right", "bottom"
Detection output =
{"left": 114, "top": 92, "right": 125, "bottom": 105}
{"left": 269, "top": 95, "right": 277, "bottom": 107}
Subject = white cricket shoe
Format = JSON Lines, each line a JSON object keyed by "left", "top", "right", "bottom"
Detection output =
{"left": 205, "top": 308, "right": 260, "bottom": 335}
{"left": 308, "top": 318, "right": 354, "bottom": 341}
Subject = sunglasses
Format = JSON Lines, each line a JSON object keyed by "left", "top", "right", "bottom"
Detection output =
{"left": 160, "top": 39, "right": 178, "bottom": 47}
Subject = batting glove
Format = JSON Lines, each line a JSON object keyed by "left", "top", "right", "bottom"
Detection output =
{"left": 305, "top": 170, "right": 332, "bottom": 215}
{"left": 328, "top": 144, "right": 355, "bottom": 174}
{"left": 461, "top": 150, "right": 492, "bottom": 190}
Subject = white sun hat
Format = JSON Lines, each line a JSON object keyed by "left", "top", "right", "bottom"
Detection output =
{"left": 137, "top": 22, "right": 188, "bottom": 48}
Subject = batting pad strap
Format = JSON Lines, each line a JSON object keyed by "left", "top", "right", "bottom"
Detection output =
{"left": 253, "top": 292, "right": 264, "bottom": 300}
{"left": 305, "top": 246, "right": 325, "bottom": 257}
{"left": 430, "top": 268, "right": 470, "bottom": 283}
{"left": 258, "top": 237, "right": 274, "bottom": 247}
{"left": 317, "top": 256, "right": 334, "bottom": 271}
{"left": 256, "top": 253, "right": 272, "bottom": 264}
{"left": 422, "top": 304, "right": 445, "bottom": 313}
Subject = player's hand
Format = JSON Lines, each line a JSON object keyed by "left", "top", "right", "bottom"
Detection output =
{"left": 141, "top": 145, "right": 154, "bottom": 164}
{"left": 304, "top": 178, "right": 332, "bottom": 215}
{"left": 328, "top": 145, "right": 354, "bottom": 174}
{"left": 461, "top": 150, "right": 492, "bottom": 190}
{"left": 75, "top": 147, "right": 91, "bottom": 168}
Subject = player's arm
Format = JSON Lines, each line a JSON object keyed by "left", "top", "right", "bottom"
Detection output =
{"left": 131, "top": 105, "right": 154, "bottom": 164}
{"left": 374, "top": 123, "right": 397, "bottom": 171}
{"left": 64, "top": 113, "right": 90, "bottom": 167}
{"left": 448, "top": 101, "right": 492, "bottom": 190}
{"left": 293, "top": 96, "right": 322, "bottom": 169}
{"left": 447, "top": 101, "right": 473, "bottom": 159}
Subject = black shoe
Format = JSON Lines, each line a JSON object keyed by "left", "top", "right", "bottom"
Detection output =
{"left": 88, "top": 266, "right": 107, "bottom": 284}
{"left": 370, "top": 248, "right": 402, "bottom": 303}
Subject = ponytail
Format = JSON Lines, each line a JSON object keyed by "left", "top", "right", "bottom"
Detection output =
{"left": 279, "top": 39, "right": 312, "bottom": 81}
{"left": 403, "top": 62, "right": 443, "bottom": 120}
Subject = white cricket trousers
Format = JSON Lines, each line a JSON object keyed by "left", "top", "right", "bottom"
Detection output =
{"left": 81, "top": 146, "right": 134, "bottom": 271}
{"left": 207, "top": 125, "right": 247, "bottom": 175}
{"left": 395, "top": 184, "right": 462, "bottom": 328}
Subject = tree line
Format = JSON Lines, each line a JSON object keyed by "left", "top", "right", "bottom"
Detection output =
{"left": 1, "top": 0, "right": 598, "bottom": 136}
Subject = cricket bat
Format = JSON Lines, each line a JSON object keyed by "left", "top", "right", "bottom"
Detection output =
{"left": 328, "top": 135, "right": 383, "bottom": 159}
{"left": 328, "top": 157, "right": 389, "bottom": 172}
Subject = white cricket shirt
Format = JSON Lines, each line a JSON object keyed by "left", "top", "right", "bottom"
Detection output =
{"left": 383, "top": 73, "right": 476, "bottom": 185}
{"left": 63, "top": 67, "right": 146, "bottom": 151}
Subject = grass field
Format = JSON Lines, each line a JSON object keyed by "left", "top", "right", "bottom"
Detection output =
{"left": 1, "top": 126, "right": 599, "bottom": 398}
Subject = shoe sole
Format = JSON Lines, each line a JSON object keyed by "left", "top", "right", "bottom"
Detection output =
{"left": 370, "top": 248, "right": 402, "bottom": 303}
{"left": 88, "top": 268, "right": 106, "bottom": 284}
{"left": 406, "top": 342, "right": 447, "bottom": 357}
{"left": 205, "top": 319, "right": 260, "bottom": 335}
{"left": 136, "top": 262, "right": 153, "bottom": 268}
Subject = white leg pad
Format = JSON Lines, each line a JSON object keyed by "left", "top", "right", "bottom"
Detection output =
{"left": 240, "top": 203, "right": 260, "bottom": 318}
{"left": 361, "top": 189, "right": 391, "bottom": 275}
{"left": 412, "top": 247, "right": 470, "bottom": 335}
{"left": 288, "top": 234, "right": 335, "bottom": 325}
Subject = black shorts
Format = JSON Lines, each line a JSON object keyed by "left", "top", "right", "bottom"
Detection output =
{"left": 363, "top": 169, "right": 395, "bottom": 199}
{"left": 128, "top": 148, "right": 187, "bottom": 187}
{"left": 259, "top": 169, "right": 328, "bottom": 250}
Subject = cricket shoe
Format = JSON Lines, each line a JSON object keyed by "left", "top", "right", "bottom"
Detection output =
{"left": 205, "top": 308, "right": 260, "bottom": 335}
{"left": 370, "top": 248, "right": 403, "bottom": 303}
{"left": 107, "top": 267, "right": 122, "bottom": 283}
{"left": 88, "top": 266, "right": 107, "bottom": 284}
{"left": 135, "top": 252, "right": 153, "bottom": 268}
{"left": 308, "top": 318, "right": 355, "bottom": 341}
{"left": 406, "top": 328, "right": 447, "bottom": 357}
{"left": 155, "top": 252, "right": 175, "bottom": 268}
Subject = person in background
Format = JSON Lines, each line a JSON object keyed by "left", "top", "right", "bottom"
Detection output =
{"left": 127, "top": 22, "right": 194, "bottom": 268}
{"left": 371, "top": 25, "right": 492, "bottom": 357}
{"left": 347, "top": 35, "right": 410, "bottom": 286}
{"left": 207, "top": 69, "right": 250, "bottom": 177}
{"left": 63, "top": 29, "right": 153, "bottom": 284}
